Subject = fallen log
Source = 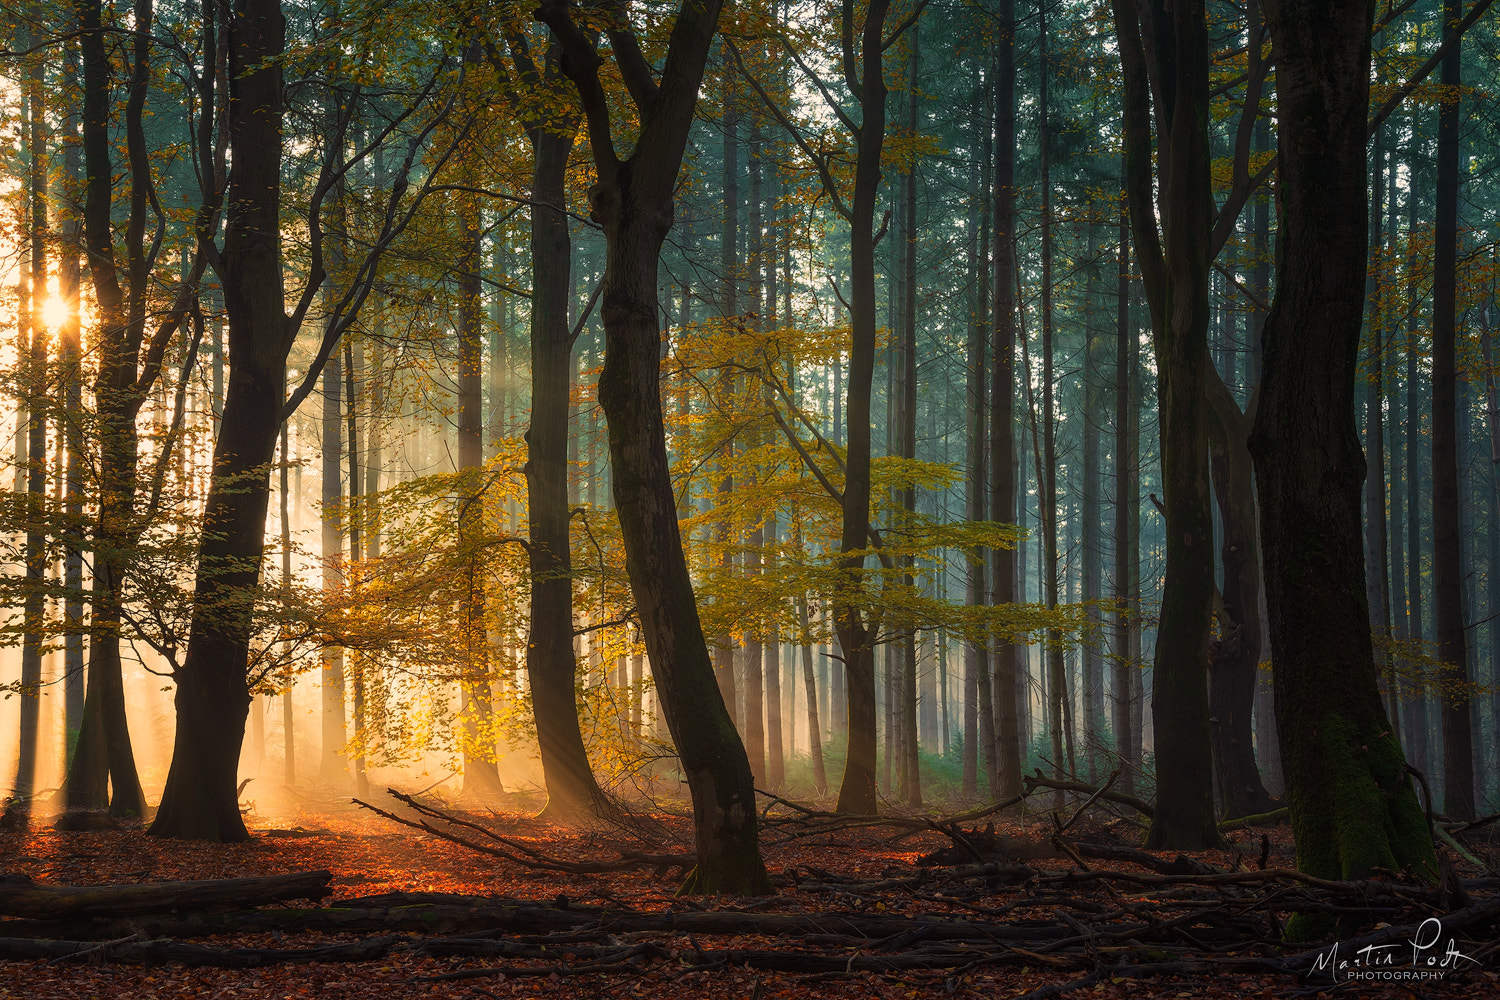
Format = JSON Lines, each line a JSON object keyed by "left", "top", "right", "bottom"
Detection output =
{"left": 0, "top": 871, "right": 333, "bottom": 920}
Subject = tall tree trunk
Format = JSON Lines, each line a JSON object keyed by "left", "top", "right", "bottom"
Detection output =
{"left": 896, "top": 27, "right": 920, "bottom": 807}
{"left": 1249, "top": 0, "right": 1434, "bottom": 897}
{"left": 1404, "top": 179, "right": 1430, "bottom": 773}
{"left": 63, "top": 0, "right": 156, "bottom": 818}
{"left": 1111, "top": 0, "right": 1220, "bottom": 849}
{"left": 319, "top": 325, "right": 346, "bottom": 784}
{"left": 1081, "top": 220, "right": 1104, "bottom": 784}
{"left": 523, "top": 113, "right": 608, "bottom": 821}
{"left": 1431, "top": 0, "right": 1474, "bottom": 820}
{"left": 1366, "top": 124, "right": 1398, "bottom": 731}
{"left": 541, "top": 0, "right": 769, "bottom": 891}
{"left": 279, "top": 423, "right": 295, "bottom": 787}
{"left": 15, "top": 65, "right": 49, "bottom": 809}
{"left": 1037, "top": 5, "right": 1070, "bottom": 789}
{"left": 149, "top": 0, "right": 286, "bottom": 841}
{"left": 989, "top": 8, "right": 1022, "bottom": 799}
{"left": 1112, "top": 194, "right": 1139, "bottom": 795}
{"left": 59, "top": 45, "right": 86, "bottom": 757}
{"left": 830, "top": 0, "right": 894, "bottom": 817}
{"left": 1207, "top": 370, "right": 1275, "bottom": 817}
{"left": 457, "top": 195, "right": 503, "bottom": 802}
{"left": 963, "top": 101, "right": 987, "bottom": 800}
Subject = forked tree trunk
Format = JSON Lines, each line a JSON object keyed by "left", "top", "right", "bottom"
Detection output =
{"left": 64, "top": 0, "right": 153, "bottom": 818}
{"left": 1111, "top": 0, "right": 1220, "bottom": 849}
{"left": 149, "top": 0, "right": 287, "bottom": 842}
{"left": 540, "top": 0, "right": 768, "bottom": 892}
{"left": 1249, "top": 0, "right": 1435, "bottom": 901}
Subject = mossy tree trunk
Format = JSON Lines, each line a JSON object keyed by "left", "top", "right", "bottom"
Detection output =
{"left": 1249, "top": 0, "right": 1435, "bottom": 890}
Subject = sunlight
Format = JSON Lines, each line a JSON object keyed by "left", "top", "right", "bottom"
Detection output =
{"left": 40, "top": 293, "right": 70, "bottom": 332}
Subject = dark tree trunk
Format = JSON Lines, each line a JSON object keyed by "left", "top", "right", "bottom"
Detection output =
{"left": 319, "top": 330, "right": 346, "bottom": 784}
{"left": 344, "top": 339, "right": 369, "bottom": 797}
{"left": 57, "top": 43, "right": 86, "bottom": 756}
{"left": 15, "top": 62, "right": 48, "bottom": 808}
{"left": 1431, "top": 0, "right": 1475, "bottom": 821}
{"left": 1404, "top": 189, "right": 1430, "bottom": 774}
{"left": 149, "top": 0, "right": 287, "bottom": 842}
{"left": 895, "top": 28, "right": 921, "bottom": 808}
{"left": 1206, "top": 373, "right": 1276, "bottom": 818}
{"left": 1111, "top": 0, "right": 1220, "bottom": 849}
{"left": 1249, "top": 0, "right": 1435, "bottom": 895}
{"left": 830, "top": 0, "right": 892, "bottom": 817}
{"left": 524, "top": 117, "right": 608, "bottom": 822}
{"left": 1036, "top": 5, "right": 1071, "bottom": 790}
{"left": 1366, "top": 124, "right": 1399, "bottom": 732}
{"left": 963, "top": 85, "right": 987, "bottom": 799}
{"left": 989, "top": 5, "right": 1022, "bottom": 799}
{"left": 1081, "top": 222, "right": 1104, "bottom": 784}
{"left": 541, "top": 0, "right": 769, "bottom": 892}
{"left": 63, "top": 0, "right": 156, "bottom": 818}
{"left": 1112, "top": 191, "right": 1140, "bottom": 796}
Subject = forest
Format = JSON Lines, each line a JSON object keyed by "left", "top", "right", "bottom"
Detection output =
{"left": 1, "top": 0, "right": 1499, "bottom": 996}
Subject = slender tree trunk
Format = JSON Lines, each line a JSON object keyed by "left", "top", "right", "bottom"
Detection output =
{"left": 1112, "top": 194, "right": 1139, "bottom": 796}
{"left": 59, "top": 48, "right": 86, "bottom": 756}
{"left": 1082, "top": 219, "right": 1104, "bottom": 784}
{"left": 279, "top": 423, "right": 294, "bottom": 787}
{"left": 989, "top": 9, "right": 1022, "bottom": 799}
{"left": 1249, "top": 0, "right": 1434, "bottom": 896}
{"left": 1037, "top": 7, "right": 1070, "bottom": 789}
{"left": 319, "top": 327, "right": 346, "bottom": 784}
{"left": 524, "top": 121, "right": 607, "bottom": 821}
{"left": 831, "top": 0, "right": 893, "bottom": 817}
{"left": 457, "top": 195, "right": 503, "bottom": 802}
{"left": 63, "top": 0, "right": 152, "bottom": 818}
{"left": 1431, "top": 0, "right": 1474, "bottom": 820}
{"left": 1111, "top": 0, "right": 1220, "bottom": 849}
{"left": 963, "top": 107, "right": 987, "bottom": 800}
{"left": 1366, "top": 126, "right": 1398, "bottom": 730}
{"left": 15, "top": 67, "right": 49, "bottom": 809}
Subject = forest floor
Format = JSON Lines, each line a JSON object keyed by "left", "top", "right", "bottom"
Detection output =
{"left": 1, "top": 788, "right": 1496, "bottom": 1000}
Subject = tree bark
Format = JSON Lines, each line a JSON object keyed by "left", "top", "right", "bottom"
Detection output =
{"left": 1249, "top": 0, "right": 1435, "bottom": 896}
{"left": 457, "top": 192, "right": 503, "bottom": 803}
{"left": 989, "top": 6, "right": 1023, "bottom": 800}
{"left": 149, "top": 0, "right": 287, "bottom": 841}
{"left": 62, "top": 0, "right": 161, "bottom": 818}
{"left": 1431, "top": 0, "right": 1474, "bottom": 820}
{"left": 1110, "top": 0, "right": 1221, "bottom": 849}
{"left": 522, "top": 110, "right": 608, "bottom": 822}
{"left": 1112, "top": 192, "right": 1139, "bottom": 796}
{"left": 540, "top": 0, "right": 769, "bottom": 892}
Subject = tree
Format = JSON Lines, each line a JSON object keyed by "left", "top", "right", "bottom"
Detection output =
{"left": 1431, "top": 0, "right": 1475, "bottom": 821}
{"left": 65, "top": 0, "right": 213, "bottom": 818}
{"left": 989, "top": 0, "right": 1023, "bottom": 801}
{"left": 482, "top": 23, "right": 612, "bottom": 822}
{"left": 1110, "top": 0, "right": 1221, "bottom": 849}
{"left": 537, "top": 0, "right": 771, "bottom": 893}
{"left": 1248, "top": 0, "right": 1435, "bottom": 896}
